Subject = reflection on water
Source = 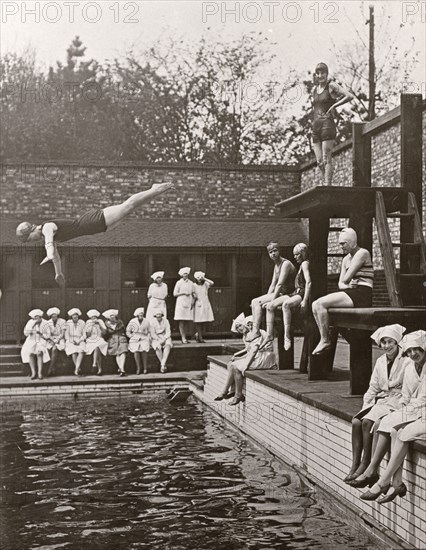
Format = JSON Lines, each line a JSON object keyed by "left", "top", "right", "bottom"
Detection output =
{"left": 0, "top": 395, "right": 378, "bottom": 550}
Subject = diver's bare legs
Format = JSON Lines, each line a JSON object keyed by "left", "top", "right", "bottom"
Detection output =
{"left": 103, "top": 183, "right": 174, "bottom": 230}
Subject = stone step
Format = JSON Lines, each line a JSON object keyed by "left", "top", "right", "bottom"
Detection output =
{"left": 0, "top": 355, "right": 21, "bottom": 364}
{"left": 0, "top": 362, "right": 25, "bottom": 377}
{"left": 0, "top": 343, "right": 228, "bottom": 378}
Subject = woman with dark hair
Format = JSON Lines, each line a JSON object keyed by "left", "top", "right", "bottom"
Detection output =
{"left": 312, "top": 62, "right": 353, "bottom": 185}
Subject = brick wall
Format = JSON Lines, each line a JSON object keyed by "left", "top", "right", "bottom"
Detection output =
{"left": 0, "top": 163, "right": 299, "bottom": 220}
{"left": 200, "top": 360, "right": 426, "bottom": 549}
{"left": 301, "top": 109, "right": 425, "bottom": 275}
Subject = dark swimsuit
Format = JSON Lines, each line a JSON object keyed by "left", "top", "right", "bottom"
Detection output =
{"left": 43, "top": 209, "right": 107, "bottom": 242}
{"left": 312, "top": 81, "right": 337, "bottom": 143}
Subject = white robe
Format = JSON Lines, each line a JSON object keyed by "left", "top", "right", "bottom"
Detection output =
{"left": 146, "top": 283, "right": 168, "bottom": 320}
{"left": 150, "top": 318, "right": 172, "bottom": 350}
{"left": 356, "top": 351, "right": 410, "bottom": 422}
{"left": 174, "top": 279, "right": 195, "bottom": 321}
{"left": 21, "top": 319, "right": 50, "bottom": 364}
{"left": 83, "top": 319, "right": 108, "bottom": 355}
{"left": 65, "top": 319, "right": 86, "bottom": 355}
{"left": 233, "top": 330, "right": 277, "bottom": 375}
{"left": 126, "top": 318, "right": 151, "bottom": 353}
{"left": 193, "top": 282, "right": 214, "bottom": 323}
{"left": 379, "top": 362, "right": 425, "bottom": 433}
{"left": 45, "top": 318, "right": 66, "bottom": 351}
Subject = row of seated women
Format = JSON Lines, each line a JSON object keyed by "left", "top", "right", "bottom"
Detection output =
{"left": 21, "top": 306, "right": 172, "bottom": 378}
{"left": 215, "top": 321, "right": 425, "bottom": 506}
{"left": 345, "top": 326, "right": 425, "bottom": 505}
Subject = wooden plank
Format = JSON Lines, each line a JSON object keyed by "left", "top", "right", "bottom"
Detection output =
{"left": 408, "top": 192, "right": 426, "bottom": 273}
{"left": 375, "top": 192, "right": 402, "bottom": 307}
{"left": 352, "top": 122, "right": 371, "bottom": 187}
{"left": 350, "top": 331, "right": 372, "bottom": 395}
{"left": 361, "top": 105, "right": 400, "bottom": 137}
{"left": 308, "top": 214, "right": 334, "bottom": 378}
{"left": 400, "top": 94, "right": 423, "bottom": 218}
{"left": 329, "top": 307, "right": 426, "bottom": 331}
{"left": 276, "top": 187, "right": 408, "bottom": 219}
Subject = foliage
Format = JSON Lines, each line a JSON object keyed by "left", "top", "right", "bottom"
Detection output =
{"left": 0, "top": 21, "right": 421, "bottom": 164}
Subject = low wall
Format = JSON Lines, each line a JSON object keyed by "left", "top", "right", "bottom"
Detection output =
{"left": 0, "top": 162, "right": 299, "bottom": 220}
{"left": 199, "top": 359, "right": 426, "bottom": 549}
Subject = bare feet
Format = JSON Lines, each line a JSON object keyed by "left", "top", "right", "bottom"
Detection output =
{"left": 284, "top": 337, "right": 291, "bottom": 351}
{"left": 312, "top": 340, "right": 332, "bottom": 355}
{"left": 152, "top": 182, "right": 174, "bottom": 194}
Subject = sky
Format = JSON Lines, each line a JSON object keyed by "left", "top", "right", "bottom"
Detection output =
{"left": 1, "top": 0, "right": 425, "bottom": 94}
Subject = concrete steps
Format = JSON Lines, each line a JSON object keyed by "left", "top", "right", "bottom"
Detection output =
{"left": 0, "top": 346, "right": 23, "bottom": 377}
{"left": 0, "top": 341, "right": 237, "bottom": 378}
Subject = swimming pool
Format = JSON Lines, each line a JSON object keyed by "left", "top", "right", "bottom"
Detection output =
{"left": 0, "top": 394, "right": 380, "bottom": 549}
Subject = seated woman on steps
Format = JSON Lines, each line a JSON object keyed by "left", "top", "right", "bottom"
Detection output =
{"left": 350, "top": 331, "right": 425, "bottom": 496}
{"left": 16, "top": 182, "right": 174, "bottom": 287}
{"left": 344, "top": 324, "right": 409, "bottom": 483}
{"left": 45, "top": 307, "right": 66, "bottom": 377}
{"left": 215, "top": 315, "right": 277, "bottom": 406}
{"left": 84, "top": 309, "right": 108, "bottom": 375}
{"left": 150, "top": 310, "right": 172, "bottom": 373}
{"left": 64, "top": 308, "right": 86, "bottom": 376}
{"left": 21, "top": 309, "right": 50, "bottom": 380}
{"left": 281, "top": 243, "right": 312, "bottom": 351}
{"left": 126, "top": 307, "right": 151, "bottom": 375}
{"left": 103, "top": 309, "right": 128, "bottom": 377}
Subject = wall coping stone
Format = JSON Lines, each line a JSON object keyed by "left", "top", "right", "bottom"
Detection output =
{"left": 208, "top": 355, "right": 426, "bottom": 454}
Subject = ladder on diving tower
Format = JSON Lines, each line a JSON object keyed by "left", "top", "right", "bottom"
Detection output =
{"left": 375, "top": 191, "right": 426, "bottom": 307}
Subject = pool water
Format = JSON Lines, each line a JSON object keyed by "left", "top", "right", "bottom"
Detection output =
{"left": 0, "top": 395, "right": 379, "bottom": 550}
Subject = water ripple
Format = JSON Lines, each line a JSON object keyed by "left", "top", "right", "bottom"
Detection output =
{"left": 1, "top": 395, "right": 379, "bottom": 550}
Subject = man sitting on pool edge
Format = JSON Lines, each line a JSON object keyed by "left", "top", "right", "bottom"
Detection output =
{"left": 311, "top": 227, "right": 374, "bottom": 355}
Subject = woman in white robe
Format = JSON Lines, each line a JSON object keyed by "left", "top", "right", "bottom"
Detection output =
{"left": 193, "top": 271, "right": 214, "bottom": 342}
{"left": 150, "top": 310, "right": 172, "bottom": 373}
{"left": 84, "top": 309, "right": 108, "bottom": 375}
{"left": 351, "top": 330, "right": 425, "bottom": 493}
{"left": 65, "top": 308, "right": 86, "bottom": 376}
{"left": 126, "top": 307, "right": 151, "bottom": 374}
{"left": 44, "top": 307, "right": 66, "bottom": 376}
{"left": 173, "top": 267, "right": 195, "bottom": 343}
{"left": 146, "top": 272, "right": 168, "bottom": 320}
{"left": 360, "top": 362, "right": 425, "bottom": 502}
{"left": 21, "top": 309, "right": 50, "bottom": 380}
{"left": 344, "top": 324, "right": 409, "bottom": 482}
